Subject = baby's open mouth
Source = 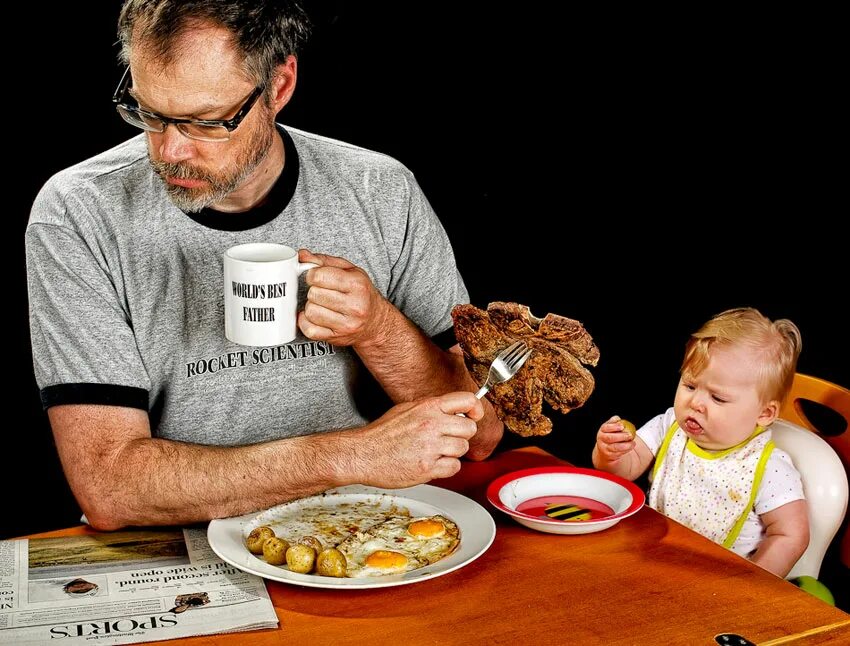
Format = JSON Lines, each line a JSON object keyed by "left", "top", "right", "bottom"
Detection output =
{"left": 684, "top": 417, "right": 703, "bottom": 435}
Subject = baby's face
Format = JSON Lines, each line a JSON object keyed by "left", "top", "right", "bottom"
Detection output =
{"left": 673, "top": 344, "right": 777, "bottom": 450}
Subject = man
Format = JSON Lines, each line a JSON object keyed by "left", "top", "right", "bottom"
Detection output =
{"left": 25, "top": 0, "right": 502, "bottom": 531}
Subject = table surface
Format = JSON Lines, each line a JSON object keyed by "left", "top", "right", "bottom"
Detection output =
{"left": 23, "top": 447, "right": 850, "bottom": 645}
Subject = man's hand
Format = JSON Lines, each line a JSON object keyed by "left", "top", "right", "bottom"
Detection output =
{"left": 345, "top": 391, "right": 485, "bottom": 488}
{"left": 447, "top": 345, "right": 503, "bottom": 460}
{"left": 297, "top": 249, "right": 392, "bottom": 347}
{"left": 465, "top": 400, "right": 504, "bottom": 460}
{"left": 296, "top": 250, "right": 503, "bottom": 460}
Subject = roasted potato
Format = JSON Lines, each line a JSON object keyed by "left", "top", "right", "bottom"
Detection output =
{"left": 286, "top": 544, "right": 316, "bottom": 574}
{"left": 316, "top": 548, "right": 347, "bottom": 577}
{"left": 246, "top": 526, "right": 275, "bottom": 554}
{"left": 298, "top": 535, "right": 323, "bottom": 552}
{"left": 262, "top": 537, "right": 290, "bottom": 565}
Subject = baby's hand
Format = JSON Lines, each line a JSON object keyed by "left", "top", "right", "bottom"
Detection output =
{"left": 596, "top": 415, "right": 636, "bottom": 463}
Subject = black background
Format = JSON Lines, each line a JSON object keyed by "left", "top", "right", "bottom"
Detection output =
{"left": 6, "top": 1, "right": 846, "bottom": 549}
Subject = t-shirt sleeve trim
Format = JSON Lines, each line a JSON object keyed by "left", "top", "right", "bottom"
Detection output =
{"left": 40, "top": 383, "right": 149, "bottom": 411}
{"left": 431, "top": 326, "right": 457, "bottom": 351}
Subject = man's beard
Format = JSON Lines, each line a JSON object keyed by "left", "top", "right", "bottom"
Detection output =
{"left": 150, "top": 121, "right": 275, "bottom": 212}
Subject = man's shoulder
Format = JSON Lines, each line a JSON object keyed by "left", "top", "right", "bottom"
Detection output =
{"left": 285, "top": 125, "right": 412, "bottom": 177}
{"left": 31, "top": 136, "right": 150, "bottom": 227}
{"left": 40, "top": 137, "right": 147, "bottom": 198}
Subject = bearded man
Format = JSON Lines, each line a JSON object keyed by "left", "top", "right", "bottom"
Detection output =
{"left": 26, "top": 0, "right": 501, "bottom": 530}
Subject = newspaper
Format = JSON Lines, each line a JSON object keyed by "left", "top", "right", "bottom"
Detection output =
{"left": 0, "top": 528, "right": 278, "bottom": 644}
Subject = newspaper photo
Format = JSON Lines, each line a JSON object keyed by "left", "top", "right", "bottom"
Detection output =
{"left": 0, "top": 528, "right": 278, "bottom": 644}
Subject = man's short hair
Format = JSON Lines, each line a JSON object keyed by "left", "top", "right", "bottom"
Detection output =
{"left": 118, "top": 0, "right": 312, "bottom": 88}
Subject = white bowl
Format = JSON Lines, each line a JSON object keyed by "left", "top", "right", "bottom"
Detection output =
{"left": 486, "top": 466, "right": 645, "bottom": 535}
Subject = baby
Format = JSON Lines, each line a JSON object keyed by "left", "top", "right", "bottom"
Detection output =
{"left": 593, "top": 307, "right": 809, "bottom": 577}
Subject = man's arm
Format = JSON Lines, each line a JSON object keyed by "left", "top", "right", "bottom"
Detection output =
{"left": 50, "top": 391, "right": 484, "bottom": 531}
{"left": 298, "top": 250, "right": 504, "bottom": 459}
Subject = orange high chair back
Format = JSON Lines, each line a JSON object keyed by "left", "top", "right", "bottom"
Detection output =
{"left": 779, "top": 373, "right": 850, "bottom": 569}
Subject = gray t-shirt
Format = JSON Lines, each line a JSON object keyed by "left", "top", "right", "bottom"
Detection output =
{"left": 26, "top": 125, "right": 468, "bottom": 446}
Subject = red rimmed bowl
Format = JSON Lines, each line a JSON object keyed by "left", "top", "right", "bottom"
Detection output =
{"left": 486, "top": 466, "right": 646, "bottom": 534}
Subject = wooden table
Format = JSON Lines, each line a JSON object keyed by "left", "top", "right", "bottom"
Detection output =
{"left": 23, "top": 448, "right": 850, "bottom": 645}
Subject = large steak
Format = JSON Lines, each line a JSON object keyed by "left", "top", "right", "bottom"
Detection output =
{"left": 452, "top": 302, "right": 598, "bottom": 437}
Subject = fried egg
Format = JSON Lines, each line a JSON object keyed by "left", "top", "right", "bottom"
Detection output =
{"left": 338, "top": 515, "right": 460, "bottom": 577}
{"left": 408, "top": 518, "right": 447, "bottom": 538}
{"left": 341, "top": 538, "right": 424, "bottom": 577}
{"left": 245, "top": 498, "right": 460, "bottom": 578}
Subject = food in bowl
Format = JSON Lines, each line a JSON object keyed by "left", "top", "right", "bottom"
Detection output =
{"left": 543, "top": 503, "right": 592, "bottom": 521}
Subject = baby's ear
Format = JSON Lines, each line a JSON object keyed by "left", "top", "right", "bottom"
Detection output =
{"left": 758, "top": 400, "right": 780, "bottom": 427}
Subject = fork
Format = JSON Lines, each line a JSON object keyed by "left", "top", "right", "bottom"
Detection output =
{"left": 474, "top": 340, "right": 533, "bottom": 399}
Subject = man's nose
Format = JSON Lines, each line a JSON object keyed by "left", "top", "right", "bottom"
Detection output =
{"left": 152, "top": 125, "right": 196, "bottom": 163}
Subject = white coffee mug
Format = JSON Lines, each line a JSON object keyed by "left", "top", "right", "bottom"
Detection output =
{"left": 223, "top": 243, "right": 318, "bottom": 346}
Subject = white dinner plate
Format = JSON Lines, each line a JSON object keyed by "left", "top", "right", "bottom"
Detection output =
{"left": 207, "top": 484, "right": 496, "bottom": 589}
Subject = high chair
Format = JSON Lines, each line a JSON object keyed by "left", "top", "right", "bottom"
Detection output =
{"left": 770, "top": 420, "right": 847, "bottom": 582}
{"left": 778, "top": 373, "right": 850, "bottom": 572}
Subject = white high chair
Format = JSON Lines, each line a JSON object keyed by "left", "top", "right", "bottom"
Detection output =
{"left": 770, "top": 419, "right": 848, "bottom": 580}
{"left": 779, "top": 372, "right": 850, "bottom": 572}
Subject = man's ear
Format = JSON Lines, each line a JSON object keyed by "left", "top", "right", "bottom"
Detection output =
{"left": 270, "top": 55, "right": 298, "bottom": 113}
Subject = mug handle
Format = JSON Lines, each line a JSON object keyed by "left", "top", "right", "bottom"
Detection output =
{"left": 297, "top": 262, "right": 319, "bottom": 276}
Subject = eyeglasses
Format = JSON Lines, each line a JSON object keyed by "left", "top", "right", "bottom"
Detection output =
{"left": 112, "top": 66, "right": 264, "bottom": 142}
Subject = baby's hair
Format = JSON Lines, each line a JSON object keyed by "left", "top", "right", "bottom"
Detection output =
{"left": 681, "top": 307, "right": 802, "bottom": 403}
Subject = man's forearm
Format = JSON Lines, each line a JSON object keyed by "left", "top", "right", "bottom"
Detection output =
{"left": 50, "top": 393, "right": 488, "bottom": 531}
{"left": 354, "top": 306, "right": 504, "bottom": 459}
{"left": 105, "top": 435, "right": 346, "bottom": 528}
{"left": 354, "top": 305, "right": 468, "bottom": 402}
{"left": 49, "top": 405, "right": 352, "bottom": 530}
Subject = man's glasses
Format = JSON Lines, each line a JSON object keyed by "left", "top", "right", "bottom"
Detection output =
{"left": 112, "top": 67, "right": 264, "bottom": 142}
